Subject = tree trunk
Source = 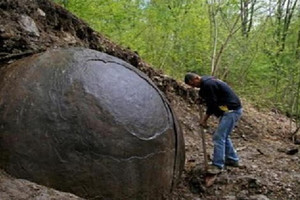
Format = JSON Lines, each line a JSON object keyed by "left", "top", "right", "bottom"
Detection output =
{"left": 240, "top": 0, "right": 256, "bottom": 37}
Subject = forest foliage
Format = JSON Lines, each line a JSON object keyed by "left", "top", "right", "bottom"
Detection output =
{"left": 53, "top": 0, "right": 300, "bottom": 120}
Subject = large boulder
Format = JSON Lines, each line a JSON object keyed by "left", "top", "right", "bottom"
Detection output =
{"left": 0, "top": 48, "right": 185, "bottom": 199}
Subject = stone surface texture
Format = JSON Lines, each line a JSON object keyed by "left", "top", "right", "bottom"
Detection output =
{"left": 0, "top": 48, "right": 185, "bottom": 199}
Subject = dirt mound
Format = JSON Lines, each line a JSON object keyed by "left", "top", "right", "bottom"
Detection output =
{"left": 0, "top": 170, "right": 83, "bottom": 200}
{"left": 0, "top": 0, "right": 299, "bottom": 199}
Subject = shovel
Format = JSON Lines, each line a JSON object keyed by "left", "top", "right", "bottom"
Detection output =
{"left": 199, "top": 104, "right": 217, "bottom": 187}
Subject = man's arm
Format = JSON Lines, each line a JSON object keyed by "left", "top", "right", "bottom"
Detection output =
{"left": 200, "top": 113, "right": 210, "bottom": 128}
{"left": 201, "top": 80, "right": 219, "bottom": 117}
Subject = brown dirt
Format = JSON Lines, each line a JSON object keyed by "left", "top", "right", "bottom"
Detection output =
{"left": 0, "top": 0, "right": 299, "bottom": 199}
{"left": 0, "top": 170, "right": 83, "bottom": 199}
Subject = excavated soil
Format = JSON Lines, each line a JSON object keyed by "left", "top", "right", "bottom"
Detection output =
{"left": 0, "top": 0, "right": 299, "bottom": 199}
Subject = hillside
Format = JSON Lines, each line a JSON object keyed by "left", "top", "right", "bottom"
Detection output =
{"left": 1, "top": 0, "right": 300, "bottom": 199}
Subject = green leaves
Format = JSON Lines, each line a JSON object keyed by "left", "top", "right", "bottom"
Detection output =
{"left": 53, "top": 0, "right": 300, "bottom": 118}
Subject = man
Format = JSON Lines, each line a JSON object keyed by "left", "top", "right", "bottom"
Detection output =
{"left": 184, "top": 72, "right": 242, "bottom": 174}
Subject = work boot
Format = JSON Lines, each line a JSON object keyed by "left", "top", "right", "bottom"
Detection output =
{"left": 207, "top": 165, "right": 223, "bottom": 175}
{"left": 225, "top": 159, "right": 239, "bottom": 167}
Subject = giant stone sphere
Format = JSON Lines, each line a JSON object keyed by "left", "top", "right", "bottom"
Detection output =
{"left": 0, "top": 48, "right": 185, "bottom": 199}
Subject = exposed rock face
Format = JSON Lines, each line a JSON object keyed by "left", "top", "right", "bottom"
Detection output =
{"left": 19, "top": 15, "right": 40, "bottom": 37}
{"left": 0, "top": 48, "right": 185, "bottom": 199}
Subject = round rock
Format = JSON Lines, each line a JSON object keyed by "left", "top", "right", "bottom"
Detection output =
{"left": 0, "top": 48, "right": 185, "bottom": 199}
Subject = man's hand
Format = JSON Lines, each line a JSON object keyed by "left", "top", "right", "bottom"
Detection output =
{"left": 200, "top": 119, "right": 209, "bottom": 129}
{"left": 200, "top": 114, "right": 210, "bottom": 129}
{"left": 195, "top": 97, "right": 205, "bottom": 105}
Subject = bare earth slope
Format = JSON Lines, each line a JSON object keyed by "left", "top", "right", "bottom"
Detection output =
{"left": 0, "top": 170, "right": 83, "bottom": 200}
{"left": 0, "top": 0, "right": 299, "bottom": 199}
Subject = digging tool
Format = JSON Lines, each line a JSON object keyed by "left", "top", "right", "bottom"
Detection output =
{"left": 199, "top": 104, "right": 217, "bottom": 187}
{"left": 199, "top": 104, "right": 208, "bottom": 171}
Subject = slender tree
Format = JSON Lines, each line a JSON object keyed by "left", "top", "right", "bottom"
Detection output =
{"left": 240, "top": 0, "right": 257, "bottom": 37}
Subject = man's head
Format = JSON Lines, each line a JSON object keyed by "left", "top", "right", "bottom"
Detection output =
{"left": 184, "top": 72, "right": 201, "bottom": 88}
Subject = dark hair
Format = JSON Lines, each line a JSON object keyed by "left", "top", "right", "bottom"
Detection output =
{"left": 184, "top": 72, "right": 198, "bottom": 84}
